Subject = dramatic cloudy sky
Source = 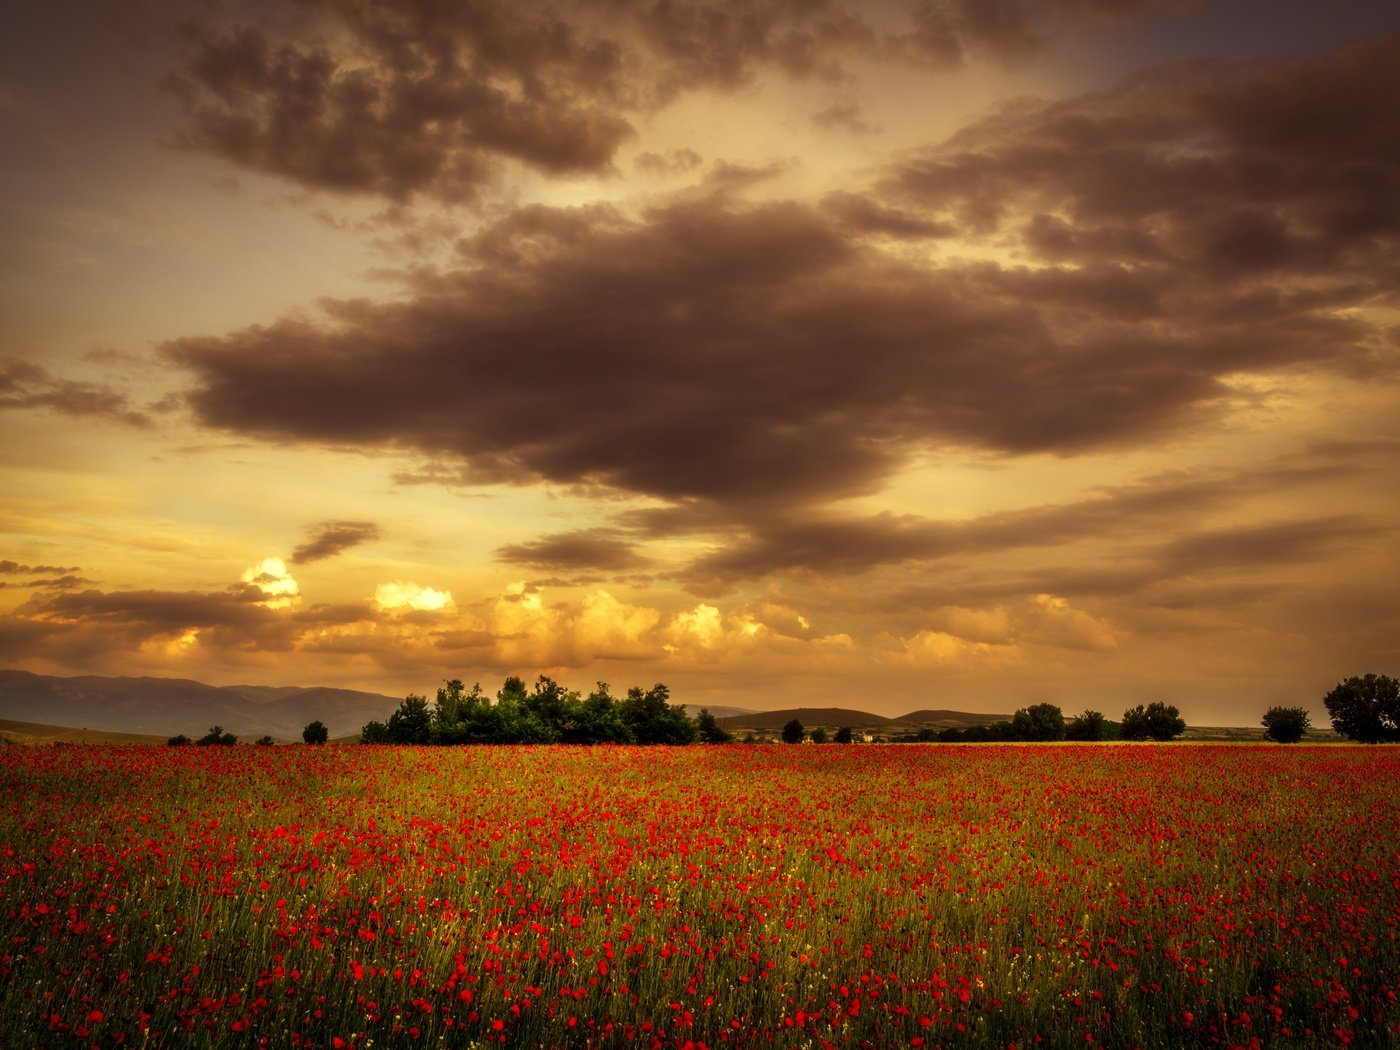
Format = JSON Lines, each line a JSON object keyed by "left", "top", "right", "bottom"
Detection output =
{"left": 2, "top": 0, "right": 1397, "bottom": 723}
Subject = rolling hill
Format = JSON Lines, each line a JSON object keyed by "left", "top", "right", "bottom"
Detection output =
{"left": 0, "top": 669, "right": 400, "bottom": 742}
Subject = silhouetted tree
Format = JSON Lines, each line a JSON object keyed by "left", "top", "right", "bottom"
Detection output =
{"left": 196, "top": 725, "right": 236, "bottom": 746}
{"left": 809, "top": 727, "right": 829, "bottom": 744}
{"left": 1121, "top": 702, "right": 1186, "bottom": 741}
{"left": 360, "top": 719, "right": 390, "bottom": 744}
{"left": 1012, "top": 703, "right": 1065, "bottom": 741}
{"left": 781, "top": 718, "right": 805, "bottom": 744}
{"left": 1261, "top": 706, "right": 1311, "bottom": 743}
{"left": 695, "top": 708, "right": 733, "bottom": 743}
{"left": 1065, "top": 710, "right": 1112, "bottom": 741}
{"left": 302, "top": 720, "right": 329, "bottom": 745}
{"left": 620, "top": 683, "right": 697, "bottom": 745}
{"left": 386, "top": 694, "right": 433, "bottom": 744}
{"left": 834, "top": 726, "right": 854, "bottom": 744}
{"left": 167, "top": 734, "right": 191, "bottom": 746}
{"left": 1323, "top": 674, "right": 1400, "bottom": 743}
{"left": 255, "top": 735, "right": 275, "bottom": 746}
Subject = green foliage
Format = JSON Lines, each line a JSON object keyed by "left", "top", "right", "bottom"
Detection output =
{"left": 834, "top": 726, "right": 854, "bottom": 744}
{"left": 302, "top": 720, "right": 329, "bottom": 745}
{"left": 386, "top": 694, "right": 433, "bottom": 744}
{"left": 781, "top": 718, "right": 805, "bottom": 744}
{"left": 621, "top": 683, "right": 698, "bottom": 745}
{"left": 1012, "top": 703, "right": 1065, "bottom": 741}
{"left": 255, "top": 735, "right": 276, "bottom": 747}
{"left": 196, "top": 725, "right": 237, "bottom": 746}
{"left": 809, "top": 727, "right": 829, "bottom": 744}
{"left": 1323, "top": 674, "right": 1400, "bottom": 743}
{"left": 166, "top": 734, "right": 191, "bottom": 746}
{"left": 1065, "top": 710, "right": 1114, "bottom": 741}
{"left": 365, "top": 676, "right": 704, "bottom": 745}
{"left": 1121, "top": 702, "right": 1186, "bottom": 742}
{"left": 1261, "top": 706, "right": 1311, "bottom": 744}
{"left": 695, "top": 708, "right": 733, "bottom": 744}
{"left": 359, "top": 720, "right": 390, "bottom": 744}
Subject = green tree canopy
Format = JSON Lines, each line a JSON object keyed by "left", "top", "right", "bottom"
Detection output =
{"left": 1065, "top": 710, "right": 1112, "bottom": 741}
{"left": 694, "top": 708, "right": 733, "bottom": 744}
{"left": 302, "top": 720, "right": 328, "bottom": 745}
{"left": 1121, "top": 702, "right": 1186, "bottom": 741}
{"left": 1011, "top": 703, "right": 1065, "bottom": 741}
{"left": 1323, "top": 674, "right": 1400, "bottom": 743}
{"left": 781, "top": 718, "right": 805, "bottom": 744}
{"left": 1261, "top": 706, "right": 1311, "bottom": 744}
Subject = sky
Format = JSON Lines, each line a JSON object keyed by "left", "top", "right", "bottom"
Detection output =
{"left": 1, "top": 0, "right": 1397, "bottom": 724}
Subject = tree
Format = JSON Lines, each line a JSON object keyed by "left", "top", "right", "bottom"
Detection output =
{"left": 386, "top": 694, "right": 433, "bottom": 744}
{"left": 1261, "top": 706, "right": 1311, "bottom": 744}
{"left": 167, "top": 733, "right": 190, "bottom": 746}
{"left": 197, "top": 725, "right": 236, "bottom": 746}
{"left": 255, "top": 735, "right": 275, "bottom": 746}
{"left": 834, "top": 726, "right": 854, "bottom": 744}
{"left": 360, "top": 719, "right": 390, "bottom": 744}
{"left": 1323, "top": 674, "right": 1400, "bottom": 743}
{"left": 781, "top": 718, "right": 805, "bottom": 744}
{"left": 302, "top": 720, "right": 329, "bottom": 745}
{"left": 1121, "top": 702, "right": 1186, "bottom": 741}
{"left": 569, "top": 682, "right": 633, "bottom": 745}
{"left": 1065, "top": 710, "right": 1111, "bottom": 741}
{"left": 809, "top": 727, "right": 829, "bottom": 744}
{"left": 1011, "top": 703, "right": 1065, "bottom": 741}
{"left": 695, "top": 708, "right": 733, "bottom": 744}
{"left": 620, "top": 683, "right": 697, "bottom": 745}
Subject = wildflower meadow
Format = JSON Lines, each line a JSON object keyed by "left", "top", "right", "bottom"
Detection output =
{"left": 2, "top": 743, "right": 1397, "bottom": 1048}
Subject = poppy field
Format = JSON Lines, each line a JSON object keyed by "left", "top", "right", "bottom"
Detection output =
{"left": 3, "top": 743, "right": 1398, "bottom": 1048}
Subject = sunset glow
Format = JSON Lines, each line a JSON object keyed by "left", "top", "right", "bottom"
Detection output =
{"left": 1, "top": 0, "right": 1397, "bottom": 721}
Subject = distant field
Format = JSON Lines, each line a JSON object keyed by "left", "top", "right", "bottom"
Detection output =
{"left": 0, "top": 718, "right": 168, "bottom": 746}
{"left": 3, "top": 744, "right": 1396, "bottom": 1047}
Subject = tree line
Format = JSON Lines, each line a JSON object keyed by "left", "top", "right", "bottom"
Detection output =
{"left": 359, "top": 676, "right": 732, "bottom": 746}
{"left": 162, "top": 671, "right": 1396, "bottom": 746}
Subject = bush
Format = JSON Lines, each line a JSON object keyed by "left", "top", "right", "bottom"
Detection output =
{"left": 302, "top": 720, "right": 329, "bottom": 745}
{"left": 196, "top": 725, "right": 237, "bottom": 747}
{"left": 166, "top": 734, "right": 190, "bottom": 746}
{"left": 1261, "top": 706, "right": 1310, "bottom": 743}
{"left": 255, "top": 735, "right": 275, "bottom": 747}
{"left": 834, "top": 726, "right": 854, "bottom": 744}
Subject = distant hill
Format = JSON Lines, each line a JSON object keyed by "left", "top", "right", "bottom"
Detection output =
{"left": 0, "top": 669, "right": 400, "bottom": 741}
{"left": 894, "top": 709, "right": 1015, "bottom": 728}
{"left": 681, "top": 704, "right": 756, "bottom": 720}
{"left": 717, "top": 707, "right": 897, "bottom": 731}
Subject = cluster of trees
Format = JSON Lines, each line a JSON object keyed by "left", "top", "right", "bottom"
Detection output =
{"left": 892, "top": 702, "right": 1186, "bottom": 743}
{"left": 1260, "top": 674, "right": 1397, "bottom": 744}
{"left": 360, "top": 676, "right": 730, "bottom": 746}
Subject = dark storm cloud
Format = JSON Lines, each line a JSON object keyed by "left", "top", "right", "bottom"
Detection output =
{"left": 166, "top": 34, "right": 1397, "bottom": 585}
{"left": 163, "top": 0, "right": 1189, "bottom": 203}
{"left": 0, "top": 360, "right": 151, "bottom": 427}
{"left": 882, "top": 32, "right": 1400, "bottom": 299}
{"left": 290, "top": 521, "right": 381, "bottom": 564}
{"left": 495, "top": 528, "right": 650, "bottom": 572}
